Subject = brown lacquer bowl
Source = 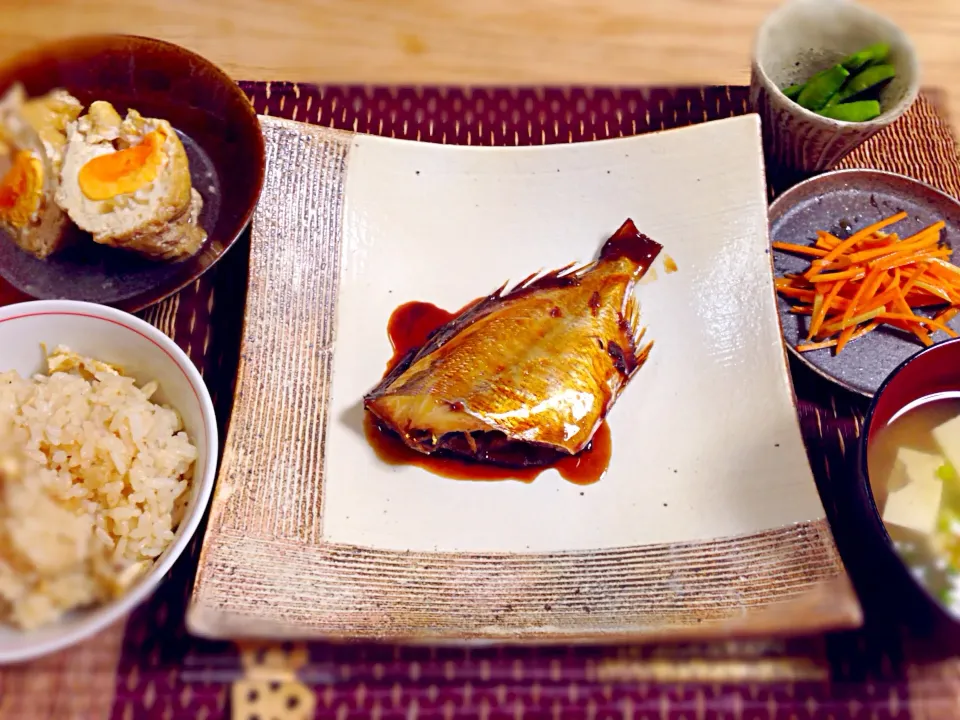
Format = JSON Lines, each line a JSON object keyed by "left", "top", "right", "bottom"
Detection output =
{"left": 0, "top": 35, "right": 264, "bottom": 311}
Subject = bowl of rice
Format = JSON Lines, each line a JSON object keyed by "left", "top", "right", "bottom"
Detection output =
{"left": 0, "top": 299, "right": 216, "bottom": 664}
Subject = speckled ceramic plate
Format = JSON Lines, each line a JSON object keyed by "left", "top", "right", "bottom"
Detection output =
{"left": 771, "top": 169, "right": 960, "bottom": 397}
{"left": 0, "top": 35, "right": 264, "bottom": 312}
{"left": 187, "top": 114, "right": 861, "bottom": 643}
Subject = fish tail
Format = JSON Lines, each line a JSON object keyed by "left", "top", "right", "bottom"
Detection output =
{"left": 599, "top": 219, "right": 663, "bottom": 274}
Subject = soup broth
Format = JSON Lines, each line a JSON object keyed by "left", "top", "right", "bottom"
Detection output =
{"left": 867, "top": 393, "right": 960, "bottom": 611}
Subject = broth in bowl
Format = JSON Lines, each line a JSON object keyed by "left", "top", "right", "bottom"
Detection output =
{"left": 867, "top": 392, "right": 960, "bottom": 610}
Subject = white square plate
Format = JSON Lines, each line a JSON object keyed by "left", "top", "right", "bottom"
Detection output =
{"left": 188, "top": 115, "right": 861, "bottom": 642}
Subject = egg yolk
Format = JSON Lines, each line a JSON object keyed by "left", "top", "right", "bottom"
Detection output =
{"left": 77, "top": 128, "right": 166, "bottom": 201}
{"left": 0, "top": 151, "right": 43, "bottom": 228}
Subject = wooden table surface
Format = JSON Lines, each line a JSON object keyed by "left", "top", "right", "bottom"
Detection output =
{"left": 1, "top": 0, "right": 960, "bottom": 125}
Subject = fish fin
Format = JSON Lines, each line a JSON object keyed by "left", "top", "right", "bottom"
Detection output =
{"left": 623, "top": 294, "right": 654, "bottom": 378}
{"left": 599, "top": 219, "right": 663, "bottom": 273}
{"left": 500, "top": 262, "right": 593, "bottom": 298}
{"left": 624, "top": 294, "right": 641, "bottom": 336}
{"left": 634, "top": 339, "right": 654, "bottom": 369}
{"left": 486, "top": 280, "right": 511, "bottom": 300}
{"left": 506, "top": 270, "right": 543, "bottom": 295}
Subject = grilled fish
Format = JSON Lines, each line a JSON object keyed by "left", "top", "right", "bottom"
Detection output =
{"left": 364, "top": 219, "right": 663, "bottom": 467}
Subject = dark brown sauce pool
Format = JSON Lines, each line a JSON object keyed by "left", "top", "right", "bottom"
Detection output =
{"left": 384, "top": 300, "right": 462, "bottom": 372}
{"left": 364, "top": 413, "right": 610, "bottom": 485}
{"left": 366, "top": 299, "right": 612, "bottom": 485}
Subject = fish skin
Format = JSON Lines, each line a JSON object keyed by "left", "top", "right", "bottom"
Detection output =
{"left": 364, "top": 219, "right": 663, "bottom": 466}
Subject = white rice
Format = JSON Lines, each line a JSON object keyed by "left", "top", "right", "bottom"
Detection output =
{"left": 0, "top": 347, "right": 197, "bottom": 630}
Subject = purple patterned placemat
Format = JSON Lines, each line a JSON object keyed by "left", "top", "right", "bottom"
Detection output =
{"left": 5, "top": 83, "right": 960, "bottom": 720}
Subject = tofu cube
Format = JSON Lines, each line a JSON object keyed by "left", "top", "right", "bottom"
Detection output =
{"left": 881, "top": 447, "right": 944, "bottom": 535}
{"left": 933, "top": 415, "right": 960, "bottom": 476}
{"left": 895, "top": 447, "right": 945, "bottom": 487}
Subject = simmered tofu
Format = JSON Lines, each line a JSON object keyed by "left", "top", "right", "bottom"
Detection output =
{"left": 932, "top": 414, "right": 960, "bottom": 476}
{"left": 883, "top": 474, "right": 944, "bottom": 535}
{"left": 882, "top": 447, "right": 945, "bottom": 534}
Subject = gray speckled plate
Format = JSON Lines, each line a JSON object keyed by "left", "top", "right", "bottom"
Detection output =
{"left": 771, "top": 169, "right": 960, "bottom": 397}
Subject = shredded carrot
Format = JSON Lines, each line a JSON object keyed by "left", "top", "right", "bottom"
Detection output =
{"left": 902, "top": 221, "right": 946, "bottom": 245}
{"left": 878, "top": 312, "right": 959, "bottom": 337}
{"left": 775, "top": 286, "right": 817, "bottom": 302}
{"left": 795, "top": 339, "right": 839, "bottom": 352}
{"left": 900, "top": 262, "right": 930, "bottom": 296}
{"left": 815, "top": 231, "right": 843, "bottom": 249}
{"left": 807, "top": 268, "right": 866, "bottom": 283}
{"left": 861, "top": 233, "right": 898, "bottom": 248}
{"left": 848, "top": 233, "right": 942, "bottom": 264}
{"left": 808, "top": 280, "right": 848, "bottom": 339}
{"left": 823, "top": 307, "right": 886, "bottom": 334}
{"left": 773, "top": 214, "right": 960, "bottom": 355}
{"left": 930, "top": 258, "right": 960, "bottom": 280}
{"left": 914, "top": 281, "right": 953, "bottom": 304}
{"left": 795, "top": 321, "right": 880, "bottom": 353}
{"left": 818, "top": 211, "right": 908, "bottom": 265}
{"left": 936, "top": 307, "right": 960, "bottom": 325}
{"left": 860, "top": 286, "right": 900, "bottom": 314}
{"left": 871, "top": 247, "right": 951, "bottom": 273}
{"left": 771, "top": 241, "right": 829, "bottom": 258}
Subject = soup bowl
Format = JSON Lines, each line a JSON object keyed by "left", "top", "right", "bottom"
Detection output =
{"left": 855, "top": 336, "right": 960, "bottom": 643}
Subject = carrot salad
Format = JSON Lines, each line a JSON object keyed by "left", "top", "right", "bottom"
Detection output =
{"left": 774, "top": 211, "right": 960, "bottom": 354}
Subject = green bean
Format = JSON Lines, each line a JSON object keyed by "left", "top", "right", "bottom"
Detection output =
{"left": 796, "top": 65, "right": 849, "bottom": 111}
{"left": 818, "top": 100, "right": 882, "bottom": 122}
{"left": 782, "top": 83, "right": 804, "bottom": 100}
{"left": 830, "top": 63, "right": 896, "bottom": 105}
{"left": 841, "top": 42, "right": 891, "bottom": 72}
